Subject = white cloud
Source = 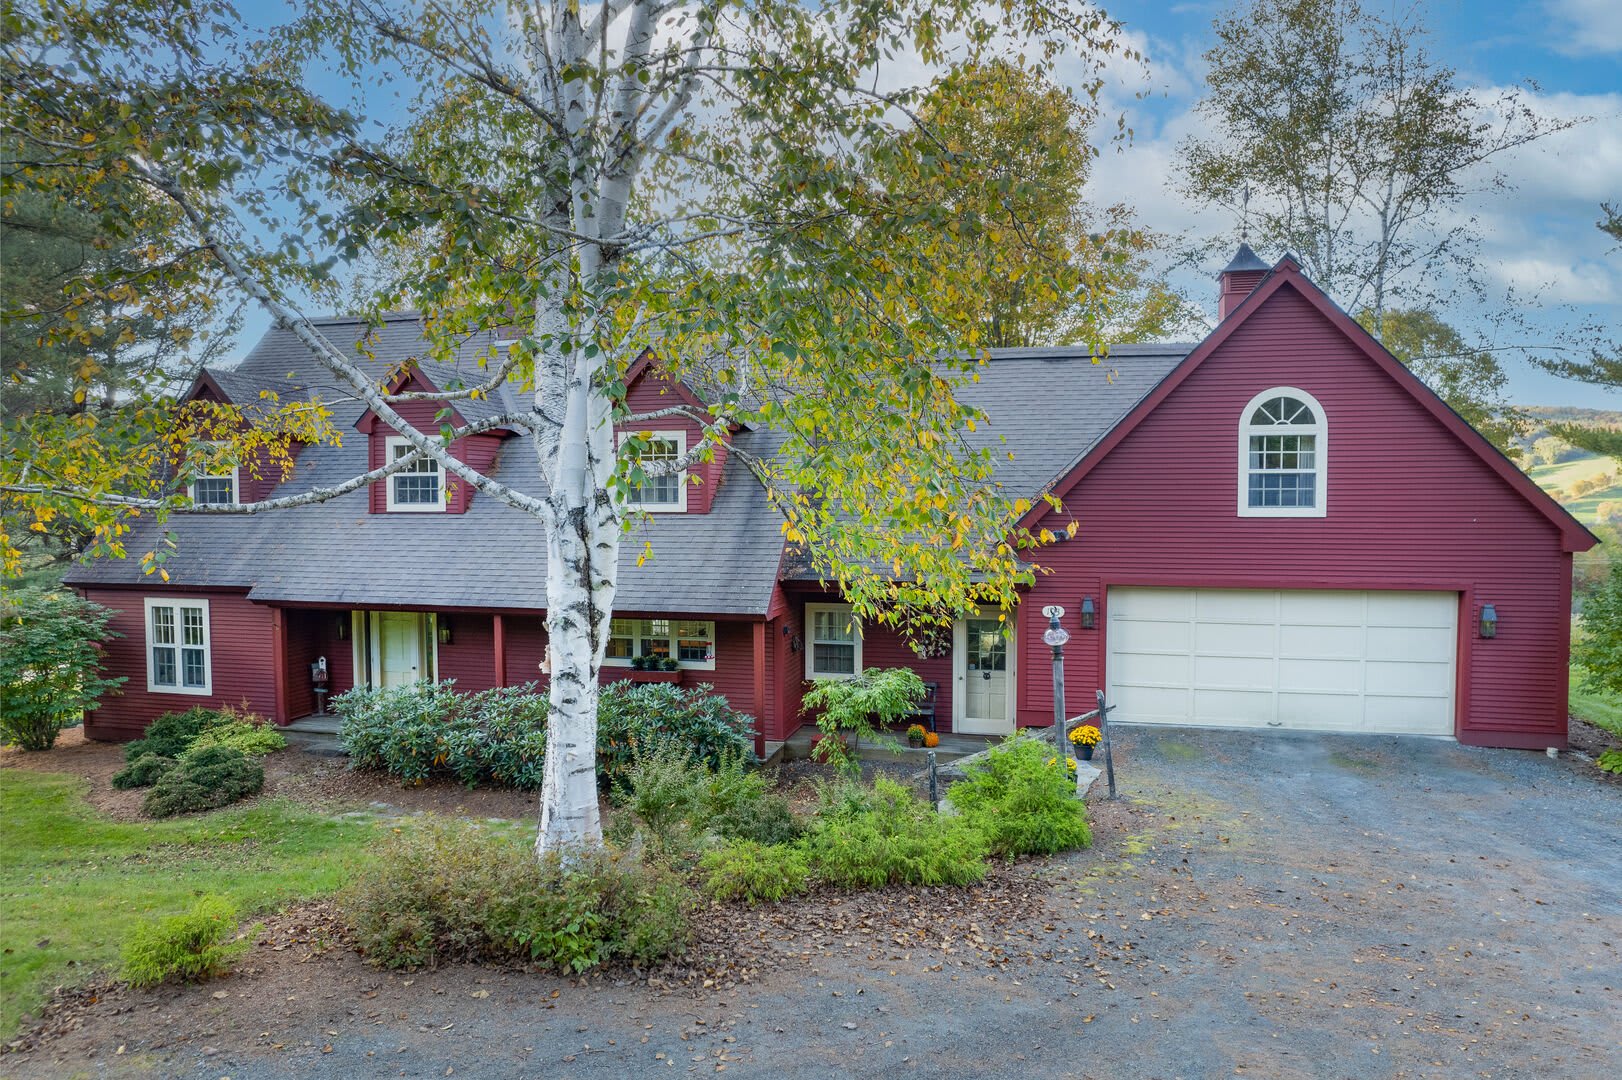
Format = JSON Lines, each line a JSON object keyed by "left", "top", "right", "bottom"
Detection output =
{"left": 1547, "top": 0, "right": 1622, "bottom": 57}
{"left": 1491, "top": 256, "right": 1618, "bottom": 304}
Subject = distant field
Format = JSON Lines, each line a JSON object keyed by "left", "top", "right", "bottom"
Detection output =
{"left": 1528, "top": 452, "right": 1621, "bottom": 527}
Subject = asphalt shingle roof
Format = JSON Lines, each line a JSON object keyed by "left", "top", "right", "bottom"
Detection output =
{"left": 66, "top": 321, "right": 1191, "bottom": 613}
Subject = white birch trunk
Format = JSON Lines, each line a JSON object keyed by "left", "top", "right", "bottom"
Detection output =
{"left": 533, "top": 0, "right": 624, "bottom": 858}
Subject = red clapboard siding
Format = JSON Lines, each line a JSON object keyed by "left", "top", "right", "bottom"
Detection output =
{"left": 78, "top": 588, "right": 278, "bottom": 741}
{"left": 436, "top": 614, "right": 497, "bottom": 692}
{"left": 236, "top": 443, "right": 302, "bottom": 504}
{"left": 500, "top": 615, "right": 549, "bottom": 687}
{"left": 1021, "top": 283, "right": 1573, "bottom": 747}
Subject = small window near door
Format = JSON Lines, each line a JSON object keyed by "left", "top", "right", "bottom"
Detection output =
{"left": 385, "top": 436, "right": 446, "bottom": 512}
{"left": 806, "top": 603, "right": 861, "bottom": 679}
{"left": 145, "top": 597, "right": 212, "bottom": 695}
{"left": 1238, "top": 387, "right": 1327, "bottom": 518}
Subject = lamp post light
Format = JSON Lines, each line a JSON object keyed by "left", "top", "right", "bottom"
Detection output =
{"left": 1042, "top": 605, "right": 1071, "bottom": 783}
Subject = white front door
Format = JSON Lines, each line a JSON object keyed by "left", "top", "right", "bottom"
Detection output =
{"left": 954, "top": 616, "right": 1017, "bottom": 735}
{"left": 371, "top": 611, "right": 433, "bottom": 688}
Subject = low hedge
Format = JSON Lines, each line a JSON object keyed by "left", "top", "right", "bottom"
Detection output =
{"left": 333, "top": 679, "right": 754, "bottom": 790}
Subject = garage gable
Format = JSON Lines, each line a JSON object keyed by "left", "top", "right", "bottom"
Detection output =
{"left": 1021, "top": 258, "right": 1595, "bottom": 554}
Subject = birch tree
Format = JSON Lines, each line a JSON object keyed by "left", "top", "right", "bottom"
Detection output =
{"left": 1, "top": 0, "right": 1126, "bottom": 854}
{"left": 1177, "top": 0, "right": 1575, "bottom": 327}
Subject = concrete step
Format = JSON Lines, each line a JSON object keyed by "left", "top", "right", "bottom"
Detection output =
{"left": 282, "top": 714, "right": 346, "bottom": 756}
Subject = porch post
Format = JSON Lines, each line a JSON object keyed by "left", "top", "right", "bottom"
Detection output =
{"left": 752, "top": 620, "right": 768, "bottom": 759}
{"left": 493, "top": 613, "right": 508, "bottom": 688}
{"left": 270, "top": 607, "right": 288, "bottom": 725}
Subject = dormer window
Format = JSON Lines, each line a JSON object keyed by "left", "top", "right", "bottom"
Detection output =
{"left": 1239, "top": 388, "right": 1327, "bottom": 518}
{"left": 385, "top": 436, "right": 446, "bottom": 512}
{"left": 188, "top": 443, "right": 238, "bottom": 506}
{"left": 622, "top": 431, "right": 687, "bottom": 512}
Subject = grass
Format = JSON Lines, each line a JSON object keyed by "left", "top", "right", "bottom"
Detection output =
{"left": 1570, "top": 664, "right": 1622, "bottom": 739}
{"left": 0, "top": 770, "right": 381, "bottom": 1040}
{"left": 1527, "top": 451, "right": 1621, "bottom": 527}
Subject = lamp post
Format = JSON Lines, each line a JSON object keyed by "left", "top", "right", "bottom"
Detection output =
{"left": 1042, "top": 605, "right": 1071, "bottom": 784}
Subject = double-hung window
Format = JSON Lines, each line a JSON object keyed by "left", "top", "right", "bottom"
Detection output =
{"left": 806, "top": 603, "right": 861, "bottom": 679}
{"left": 145, "top": 597, "right": 212, "bottom": 695}
{"left": 188, "top": 443, "right": 237, "bottom": 506}
{"left": 1239, "top": 388, "right": 1327, "bottom": 518}
{"left": 604, "top": 618, "right": 716, "bottom": 669}
{"left": 385, "top": 436, "right": 445, "bottom": 512}
{"left": 620, "top": 431, "right": 687, "bottom": 512}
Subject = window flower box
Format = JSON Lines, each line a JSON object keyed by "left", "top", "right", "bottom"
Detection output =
{"left": 625, "top": 668, "right": 683, "bottom": 685}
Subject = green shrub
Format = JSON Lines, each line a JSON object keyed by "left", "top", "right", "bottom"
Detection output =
{"left": 701, "top": 757, "right": 801, "bottom": 846}
{"left": 142, "top": 745, "right": 264, "bottom": 818}
{"left": 341, "top": 822, "right": 690, "bottom": 973}
{"left": 111, "top": 752, "right": 177, "bottom": 789}
{"left": 614, "top": 747, "right": 801, "bottom": 861}
{"left": 124, "top": 706, "right": 217, "bottom": 763}
{"left": 801, "top": 666, "right": 926, "bottom": 772}
{"left": 1598, "top": 748, "right": 1622, "bottom": 775}
{"left": 805, "top": 778, "right": 988, "bottom": 888}
{"left": 335, "top": 679, "right": 753, "bottom": 791}
{"left": 1575, "top": 563, "right": 1622, "bottom": 697}
{"left": 700, "top": 840, "right": 810, "bottom": 904}
{"left": 188, "top": 707, "right": 287, "bottom": 756}
{"left": 0, "top": 590, "right": 124, "bottom": 750}
{"left": 947, "top": 731, "right": 1091, "bottom": 857}
{"left": 596, "top": 681, "right": 756, "bottom": 789}
{"left": 615, "top": 741, "right": 708, "bottom": 860}
{"left": 120, "top": 894, "right": 250, "bottom": 987}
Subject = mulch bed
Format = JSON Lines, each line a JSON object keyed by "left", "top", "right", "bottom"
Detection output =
{"left": 0, "top": 726, "right": 542, "bottom": 822}
{"left": 1567, "top": 714, "right": 1620, "bottom": 760}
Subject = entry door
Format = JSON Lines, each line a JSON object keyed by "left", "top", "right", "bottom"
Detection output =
{"left": 373, "top": 611, "right": 431, "bottom": 688}
{"left": 954, "top": 616, "right": 1016, "bottom": 735}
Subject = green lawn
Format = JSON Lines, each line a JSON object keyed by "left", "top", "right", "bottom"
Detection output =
{"left": 1571, "top": 665, "right": 1622, "bottom": 739}
{"left": 0, "top": 771, "right": 382, "bottom": 1039}
{"left": 1528, "top": 452, "right": 1621, "bottom": 526}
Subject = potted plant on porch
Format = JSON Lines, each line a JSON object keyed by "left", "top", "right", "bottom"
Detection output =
{"left": 906, "top": 723, "right": 928, "bottom": 748}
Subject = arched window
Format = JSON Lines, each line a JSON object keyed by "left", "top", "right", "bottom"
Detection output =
{"left": 1238, "top": 388, "right": 1326, "bottom": 517}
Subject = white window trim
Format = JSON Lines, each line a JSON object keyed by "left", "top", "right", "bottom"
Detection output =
{"left": 383, "top": 435, "right": 448, "bottom": 513}
{"left": 601, "top": 617, "right": 717, "bottom": 671}
{"left": 144, "top": 596, "right": 213, "bottom": 696}
{"left": 188, "top": 441, "right": 239, "bottom": 506}
{"left": 1237, "top": 386, "right": 1328, "bottom": 519}
{"left": 618, "top": 430, "right": 688, "bottom": 513}
{"left": 805, "top": 602, "right": 862, "bottom": 680}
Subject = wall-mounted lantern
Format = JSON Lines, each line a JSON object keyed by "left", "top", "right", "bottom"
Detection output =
{"left": 1479, "top": 603, "right": 1498, "bottom": 640}
{"left": 1080, "top": 596, "right": 1097, "bottom": 630}
{"left": 438, "top": 617, "right": 454, "bottom": 645}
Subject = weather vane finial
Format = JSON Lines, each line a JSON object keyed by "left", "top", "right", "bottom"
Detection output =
{"left": 1240, "top": 182, "right": 1251, "bottom": 243}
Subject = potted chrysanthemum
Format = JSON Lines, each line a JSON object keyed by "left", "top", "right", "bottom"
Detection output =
{"left": 1068, "top": 723, "right": 1102, "bottom": 761}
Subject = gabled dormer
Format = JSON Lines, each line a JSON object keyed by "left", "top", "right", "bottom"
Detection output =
{"left": 356, "top": 365, "right": 512, "bottom": 515}
{"left": 617, "top": 354, "right": 737, "bottom": 515}
{"left": 181, "top": 368, "right": 301, "bottom": 505}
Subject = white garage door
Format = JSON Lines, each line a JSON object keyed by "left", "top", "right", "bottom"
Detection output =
{"left": 1107, "top": 588, "right": 1456, "bottom": 736}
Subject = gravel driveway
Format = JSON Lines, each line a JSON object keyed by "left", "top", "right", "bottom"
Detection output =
{"left": 16, "top": 727, "right": 1620, "bottom": 1079}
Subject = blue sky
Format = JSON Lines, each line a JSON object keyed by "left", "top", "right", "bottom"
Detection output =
{"left": 233, "top": 0, "right": 1619, "bottom": 408}
{"left": 1083, "top": 0, "right": 1622, "bottom": 407}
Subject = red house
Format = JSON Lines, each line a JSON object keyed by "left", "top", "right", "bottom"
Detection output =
{"left": 68, "top": 251, "right": 1596, "bottom": 753}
